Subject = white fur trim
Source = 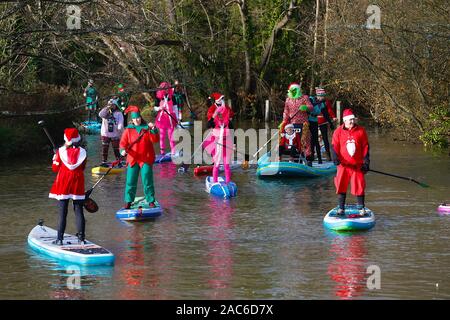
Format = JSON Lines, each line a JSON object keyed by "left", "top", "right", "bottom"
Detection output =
{"left": 343, "top": 114, "right": 355, "bottom": 122}
{"left": 58, "top": 146, "right": 86, "bottom": 170}
{"left": 288, "top": 84, "right": 301, "bottom": 91}
{"left": 64, "top": 134, "right": 81, "bottom": 144}
{"left": 49, "top": 193, "right": 85, "bottom": 200}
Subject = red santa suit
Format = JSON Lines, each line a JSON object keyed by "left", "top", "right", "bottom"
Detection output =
{"left": 49, "top": 140, "right": 86, "bottom": 200}
{"left": 332, "top": 112, "right": 369, "bottom": 196}
{"left": 279, "top": 131, "right": 302, "bottom": 153}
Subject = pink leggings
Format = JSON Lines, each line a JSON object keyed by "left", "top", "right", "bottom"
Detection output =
{"left": 213, "top": 164, "right": 231, "bottom": 184}
{"left": 159, "top": 126, "right": 175, "bottom": 154}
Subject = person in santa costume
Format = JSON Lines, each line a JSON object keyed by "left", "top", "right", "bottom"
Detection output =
{"left": 203, "top": 92, "right": 234, "bottom": 184}
{"left": 279, "top": 123, "right": 302, "bottom": 162}
{"left": 280, "top": 83, "right": 314, "bottom": 166}
{"left": 207, "top": 93, "right": 235, "bottom": 129}
{"left": 154, "top": 82, "right": 178, "bottom": 155}
{"left": 49, "top": 128, "right": 87, "bottom": 245}
{"left": 309, "top": 87, "right": 335, "bottom": 163}
{"left": 120, "top": 105, "right": 160, "bottom": 209}
{"left": 331, "top": 109, "right": 370, "bottom": 216}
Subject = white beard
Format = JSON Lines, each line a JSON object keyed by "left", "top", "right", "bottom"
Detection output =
{"left": 346, "top": 139, "right": 356, "bottom": 157}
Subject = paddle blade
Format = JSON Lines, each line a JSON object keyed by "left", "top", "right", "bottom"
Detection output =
{"left": 241, "top": 160, "right": 249, "bottom": 170}
{"left": 415, "top": 180, "right": 430, "bottom": 188}
{"left": 84, "top": 197, "right": 98, "bottom": 213}
{"left": 178, "top": 162, "right": 190, "bottom": 173}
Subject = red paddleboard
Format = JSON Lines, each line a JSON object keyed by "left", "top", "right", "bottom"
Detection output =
{"left": 194, "top": 166, "right": 213, "bottom": 176}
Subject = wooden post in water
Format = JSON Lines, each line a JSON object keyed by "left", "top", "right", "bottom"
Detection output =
{"left": 336, "top": 101, "right": 341, "bottom": 125}
{"left": 265, "top": 100, "right": 269, "bottom": 122}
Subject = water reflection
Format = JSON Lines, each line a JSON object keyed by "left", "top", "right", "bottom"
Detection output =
{"left": 206, "top": 197, "right": 235, "bottom": 299}
{"left": 326, "top": 231, "right": 368, "bottom": 299}
{"left": 27, "top": 247, "right": 114, "bottom": 299}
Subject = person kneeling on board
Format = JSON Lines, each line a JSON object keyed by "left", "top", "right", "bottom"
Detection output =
{"left": 120, "top": 106, "right": 160, "bottom": 209}
{"left": 99, "top": 99, "right": 124, "bottom": 166}
{"left": 279, "top": 124, "right": 302, "bottom": 162}
{"left": 49, "top": 128, "right": 87, "bottom": 245}
{"left": 331, "top": 109, "right": 370, "bottom": 216}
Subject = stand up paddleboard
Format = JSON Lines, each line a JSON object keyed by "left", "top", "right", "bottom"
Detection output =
{"left": 257, "top": 152, "right": 336, "bottom": 178}
{"left": 205, "top": 176, "right": 237, "bottom": 199}
{"left": 438, "top": 203, "right": 450, "bottom": 214}
{"left": 116, "top": 196, "right": 163, "bottom": 221}
{"left": 155, "top": 151, "right": 182, "bottom": 164}
{"left": 28, "top": 222, "right": 115, "bottom": 266}
{"left": 323, "top": 205, "right": 375, "bottom": 231}
{"left": 91, "top": 161, "right": 126, "bottom": 175}
{"left": 180, "top": 121, "right": 193, "bottom": 127}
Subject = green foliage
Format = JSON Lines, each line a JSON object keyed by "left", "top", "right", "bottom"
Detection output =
{"left": 420, "top": 104, "right": 450, "bottom": 148}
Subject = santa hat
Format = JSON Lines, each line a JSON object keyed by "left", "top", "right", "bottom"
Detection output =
{"left": 210, "top": 92, "right": 224, "bottom": 102}
{"left": 284, "top": 124, "right": 294, "bottom": 131}
{"left": 315, "top": 87, "right": 326, "bottom": 96}
{"left": 342, "top": 109, "right": 356, "bottom": 122}
{"left": 88, "top": 79, "right": 94, "bottom": 84}
{"left": 64, "top": 128, "right": 81, "bottom": 145}
{"left": 288, "top": 83, "right": 301, "bottom": 91}
{"left": 124, "top": 105, "right": 141, "bottom": 119}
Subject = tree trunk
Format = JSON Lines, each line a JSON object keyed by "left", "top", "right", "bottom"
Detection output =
{"left": 310, "top": 0, "right": 320, "bottom": 95}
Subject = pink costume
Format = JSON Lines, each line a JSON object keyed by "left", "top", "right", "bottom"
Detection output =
{"left": 203, "top": 103, "right": 233, "bottom": 184}
{"left": 154, "top": 82, "right": 178, "bottom": 155}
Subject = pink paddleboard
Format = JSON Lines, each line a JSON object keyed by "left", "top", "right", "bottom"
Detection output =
{"left": 437, "top": 203, "right": 450, "bottom": 214}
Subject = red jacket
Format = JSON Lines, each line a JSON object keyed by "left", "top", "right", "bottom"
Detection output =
{"left": 332, "top": 124, "right": 369, "bottom": 166}
{"left": 207, "top": 104, "right": 234, "bottom": 121}
{"left": 318, "top": 100, "right": 336, "bottom": 125}
{"left": 49, "top": 146, "right": 86, "bottom": 200}
{"left": 280, "top": 132, "right": 302, "bottom": 151}
{"left": 120, "top": 126, "right": 159, "bottom": 167}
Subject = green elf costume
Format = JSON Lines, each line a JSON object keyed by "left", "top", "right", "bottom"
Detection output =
{"left": 84, "top": 79, "right": 98, "bottom": 121}
{"left": 119, "top": 105, "right": 160, "bottom": 209}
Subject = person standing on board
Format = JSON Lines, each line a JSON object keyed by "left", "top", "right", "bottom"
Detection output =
{"left": 331, "top": 109, "right": 370, "bottom": 216}
{"left": 203, "top": 92, "right": 234, "bottom": 184}
{"left": 280, "top": 83, "right": 314, "bottom": 166}
{"left": 83, "top": 79, "right": 98, "bottom": 122}
{"left": 154, "top": 82, "right": 178, "bottom": 156}
{"left": 316, "top": 88, "right": 337, "bottom": 161}
{"left": 98, "top": 99, "right": 124, "bottom": 166}
{"left": 120, "top": 106, "right": 160, "bottom": 209}
{"left": 49, "top": 128, "right": 87, "bottom": 245}
{"left": 309, "top": 87, "right": 335, "bottom": 163}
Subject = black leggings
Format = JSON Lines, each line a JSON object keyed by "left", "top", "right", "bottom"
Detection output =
{"left": 338, "top": 193, "right": 365, "bottom": 210}
{"left": 57, "top": 199, "right": 85, "bottom": 241}
{"left": 319, "top": 124, "right": 331, "bottom": 159}
{"left": 279, "top": 145, "right": 300, "bottom": 158}
{"left": 309, "top": 121, "right": 321, "bottom": 162}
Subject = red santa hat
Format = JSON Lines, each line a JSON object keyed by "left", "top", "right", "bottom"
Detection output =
{"left": 288, "top": 83, "right": 301, "bottom": 91}
{"left": 315, "top": 87, "right": 326, "bottom": 96}
{"left": 342, "top": 108, "right": 356, "bottom": 122}
{"left": 210, "top": 92, "right": 224, "bottom": 102}
{"left": 64, "top": 128, "right": 81, "bottom": 145}
{"left": 284, "top": 123, "right": 294, "bottom": 131}
{"left": 124, "top": 105, "right": 141, "bottom": 119}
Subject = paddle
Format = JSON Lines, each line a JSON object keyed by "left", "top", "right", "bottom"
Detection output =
{"left": 38, "top": 120, "right": 57, "bottom": 152}
{"left": 368, "top": 169, "right": 430, "bottom": 188}
{"left": 178, "top": 130, "right": 213, "bottom": 173}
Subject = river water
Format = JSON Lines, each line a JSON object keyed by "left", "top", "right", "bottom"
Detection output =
{"left": 0, "top": 122, "right": 449, "bottom": 300}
